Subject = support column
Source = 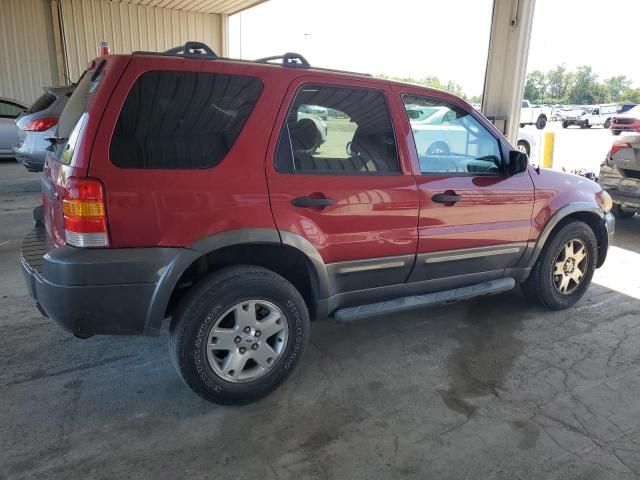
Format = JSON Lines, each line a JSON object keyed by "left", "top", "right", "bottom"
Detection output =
{"left": 220, "top": 13, "right": 230, "bottom": 57}
{"left": 481, "top": 0, "right": 536, "bottom": 144}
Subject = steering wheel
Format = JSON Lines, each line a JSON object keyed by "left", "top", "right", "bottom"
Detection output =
{"left": 426, "top": 141, "right": 451, "bottom": 156}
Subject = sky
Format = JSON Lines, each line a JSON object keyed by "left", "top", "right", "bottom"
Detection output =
{"left": 229, "top": 0, "right": 640, "bottom": 97}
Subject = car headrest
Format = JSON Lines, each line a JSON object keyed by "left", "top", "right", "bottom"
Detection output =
{"left": 290, "top": 118, "right": 319, "bottom": 151}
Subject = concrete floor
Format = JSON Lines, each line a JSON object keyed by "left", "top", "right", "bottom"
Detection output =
{"left": 2, "top": 158, "right": 640, "bottom": 480}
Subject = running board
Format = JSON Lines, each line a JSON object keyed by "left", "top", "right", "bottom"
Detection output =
{"left": 333, "top": 277, "right": 516, "bottom": 322}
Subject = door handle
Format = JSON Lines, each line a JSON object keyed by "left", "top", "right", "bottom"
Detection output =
{"left": 431, "top": 192, "right": 462, "bottom": 204}
{"left": 292, "top": 196, "right": 334, "bottom": 208}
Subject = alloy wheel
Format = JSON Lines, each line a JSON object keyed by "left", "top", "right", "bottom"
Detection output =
{"left": 551, "top": 238, "right": 588, "bottom": 295}
{"left": 206, "top": 300, "right": 288, "bottom": 383}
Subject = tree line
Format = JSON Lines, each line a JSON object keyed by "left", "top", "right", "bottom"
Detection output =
{"left": 524, "top": 65, "right": 640, "bottom": 105}
{"left": 379, "top": 66, "right": 640, "bottom": 106}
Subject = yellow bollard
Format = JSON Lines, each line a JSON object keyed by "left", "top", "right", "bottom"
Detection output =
{"left": 542, "top": 131, "right": 555, "bottom": 169}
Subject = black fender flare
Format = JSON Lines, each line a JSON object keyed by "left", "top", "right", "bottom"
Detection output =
{"left": 143, "top": 229, "right": 330, "bottom": 333}
{"left": 520, "top": 202, "right": 605, "bottom": 271}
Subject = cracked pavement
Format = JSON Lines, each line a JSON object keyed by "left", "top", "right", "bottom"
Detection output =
{"left": 1, "top": 160, "right": 640, "bottom": 479}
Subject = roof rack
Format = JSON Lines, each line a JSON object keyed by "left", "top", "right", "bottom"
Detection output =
{"left": 133, "top": 41, "right": 218, "bottom": 59}
{"left": 132, "top": 42, "right": 371, "bottom": 76}
{"left": 255, "top": 53, "right": 310, "bottom": 68}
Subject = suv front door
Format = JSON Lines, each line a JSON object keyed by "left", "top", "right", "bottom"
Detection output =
{"left": 266, "top": 78, "right": 419, "bottom": 296}
{"left": 397, "top": 89, "right": 535, "bottom": 286}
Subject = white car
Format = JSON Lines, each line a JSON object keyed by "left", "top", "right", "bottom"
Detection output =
{"left": 408, "top": 104, "right": 537, "bottom": 161}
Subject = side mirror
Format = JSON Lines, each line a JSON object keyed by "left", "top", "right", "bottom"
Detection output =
{"left": 508, "top": 150, "right": 528, "bottom": 175}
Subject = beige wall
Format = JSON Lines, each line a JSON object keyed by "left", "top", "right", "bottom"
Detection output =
{"left": 0, "top": 0, "right": 223, "bottom": 104}
{"left": 59, "top": 0, "right": 222, "bottom": 81}
{"left": 0, "top": 0, "right": 59, "bottom": 104}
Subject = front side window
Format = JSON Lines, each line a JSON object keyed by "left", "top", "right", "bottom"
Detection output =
{"left": 276, "top": 84, "right": 400, "bottom": 174}
{"left": 0, "top": 101, "right": 24, "bottom": 119}
{"left": 110, "top": 70, "right": 262, "bottom": 169}
{"left": 403, "top": 95, "right": 502, "bottom": 175}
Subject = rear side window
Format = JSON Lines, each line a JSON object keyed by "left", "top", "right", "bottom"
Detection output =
{"left": 275, "top": 84, "right": 400, "bottom": 175}
{"left": 110, "top": 71, "right": 263, "bottom": 169}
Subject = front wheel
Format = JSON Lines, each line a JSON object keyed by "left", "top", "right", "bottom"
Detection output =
{"left": 169, "top": 266, "right": 310, "bottom": 404}
{"left": 521, "top": 221, "right": 597, "bottom": 310}
{"left": 562, "top": 121, "right": 569, "bottom": 129}
{"left": 612, "top": 129, "right": 621, "bottom": 136}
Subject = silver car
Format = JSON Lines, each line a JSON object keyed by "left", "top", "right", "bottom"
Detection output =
{"left": 0, "top": 97, "right": 27, "bottom": 158}
{"left": 599, "top": 133, "right": 640, "bottom": 218}
{"left": 14, "top": 86, "right": 73, "bottom": 172}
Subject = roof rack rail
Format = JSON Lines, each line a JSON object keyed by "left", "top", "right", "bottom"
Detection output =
{"left": 255, "top": 52, "right": 310, "bottom": 68}
{"left": 133, "top": 41, "right": 218, "bottom": 59}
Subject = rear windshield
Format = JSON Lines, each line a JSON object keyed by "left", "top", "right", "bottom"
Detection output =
{"left": 55, "top": 62, "right": 104, "bottom": 164}
{"left": 109, "top": 70, "right": 263, "bottom": 169}
{"left": 27, "top": 92, "right": 56, "bottom": 114}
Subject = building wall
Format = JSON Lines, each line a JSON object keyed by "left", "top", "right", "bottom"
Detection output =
{"left": 0, "top": 0, "right": 223, "bottom": 104}
{"left": 0, "top": 0, "right": 59, "bottom": 104}
{"left": 59, "top": 0, "right": 223, "bottom": 81}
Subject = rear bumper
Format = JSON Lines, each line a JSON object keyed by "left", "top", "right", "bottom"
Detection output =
{"left": 13, "top": 144, "right": 46, "bottom": 172}
{"left": 611, "top": 124, "right": 640, "bottom": 133}
{"left": 20, "top": 226, "right": 198, "bottom": 337}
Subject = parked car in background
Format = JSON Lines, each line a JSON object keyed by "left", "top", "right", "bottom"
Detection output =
{"left": 563, "top": 105, "right": 617, "bottom": 129}
{"left": 619, "top": 103, "right": 637, "bottom": 114}
{"left": 412, "top": 103, "right": 537, "bottom": 161}
{"left": 0, "top": 97, "right": 27, "bottom": 158}
{"left": 599, "top": 134, "right": 640, "bottom": 217}
{"left": 520, "top": 100, "right": 551, "bottom": 129}
{"left": 611, "top": 106, "right": 640, "bottom": 136}
{"left": 14, "top": 86, "right": 74, "bottom": 172}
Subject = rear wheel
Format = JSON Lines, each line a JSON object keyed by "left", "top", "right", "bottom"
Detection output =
{"left": 521, "top": 221, "right": 597, "bottom": 310}
{"left": 536, "top": 115, "right": 547, "bottom": 129}
{"left": 612, "top": 129, "right": 621, "bottom": 136}
{"left": 562, "top": 121, "right": 569, "bottom": 128}
{"left": 612, "top": 204, "right": 636, "bottom": 219}
{"left": 603, "top": 119, "right": 611, "bottom": 129}
{"left": 169, "top": 266, "right": 310, "bottom": 404}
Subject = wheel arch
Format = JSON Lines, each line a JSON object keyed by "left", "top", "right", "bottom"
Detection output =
{"left": 145, "top": 229, "right": 330, "bottom": 333}
{"left": 525, "top": 203, "right": 607, "bottom": 271}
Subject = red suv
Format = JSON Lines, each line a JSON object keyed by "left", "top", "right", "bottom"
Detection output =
{"left": 21, "top": 43, "right": 615, "bottom": 404}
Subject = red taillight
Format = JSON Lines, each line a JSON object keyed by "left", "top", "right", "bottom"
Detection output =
{"left": 22, "top": 116, "right": 59, "bottom": 132}
{"left": 610, "top": 143, "right": 632, "bottom": 157}
{"left": 62, "top": 178, "right": 109, "bottom": 247}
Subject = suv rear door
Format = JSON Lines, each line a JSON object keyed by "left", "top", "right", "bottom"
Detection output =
{"left": 266, "top": 77, "right": 419, "bottom": 295}
{"left": 395, "top": 87, "right": 535, "bottom": 286}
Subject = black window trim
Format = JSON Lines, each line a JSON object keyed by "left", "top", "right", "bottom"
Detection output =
{"left": 274, "top": 82, "right": 403, "bottom": 177}
{"left": 401, "top": 93, "right": 507, "bottom": 178}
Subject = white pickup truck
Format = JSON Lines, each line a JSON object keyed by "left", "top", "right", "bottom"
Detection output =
{"left": 562, "top": 105, "right": 618, "bottom": 129}
{"left": 520, "top": 100, "right": 552, "bottom": 129}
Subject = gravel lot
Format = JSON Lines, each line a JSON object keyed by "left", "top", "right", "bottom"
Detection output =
{"left": 2, "top": 135, "right": 640, "bottom": 479}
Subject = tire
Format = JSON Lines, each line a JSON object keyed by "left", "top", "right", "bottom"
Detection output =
{"left": 169, "top": 266, "right": 310, "bottom": 405}
{"left": 521, "top": 221, "right": 597, "bottom": 310}
{"left": 536, "top": 115, "right": 547, "bottom": 129}
{"left": 612, "top": 204, "right": 636, "bottom": 219}
{"left": 562, "top": 121, "right": 568, "bottom": 129}
{"left": 519, "top": 123, "right": 525, "bottom": 128}
{"left": 612, "top": 129, "right": 621, "bottom": 136}
{"left": 517, "top": 140, "right": 530, "bottom": 156}
{"left": 603, "top": 119, "right": 611, "bottom": 129}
